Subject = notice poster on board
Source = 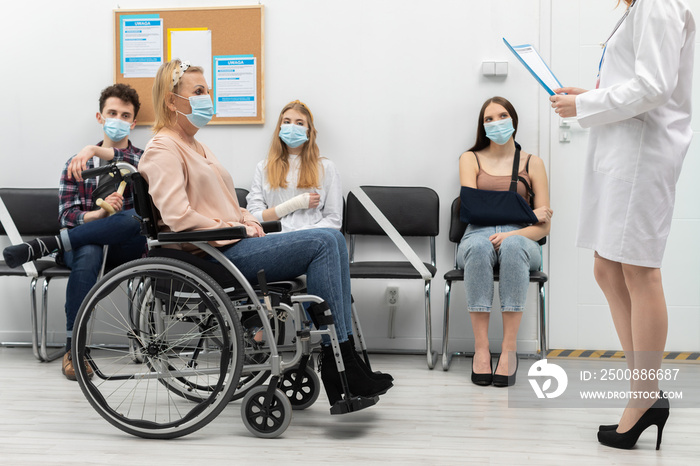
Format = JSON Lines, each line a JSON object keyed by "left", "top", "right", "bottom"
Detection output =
{"left": 213, "top": 55, "right": 257, "bottom": 117}
{"left": 122, "top": 17, "right": 163, "bottom": 77}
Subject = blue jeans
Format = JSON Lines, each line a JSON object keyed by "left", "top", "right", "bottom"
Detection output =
{"left": 62, "top": 209, "right": 146, "bottom": 333}
{"left": 217, "top": 228, "right": 351, "bottom": 343}
{"left": 456, "top": 224, "right": 541, "bottom": 312}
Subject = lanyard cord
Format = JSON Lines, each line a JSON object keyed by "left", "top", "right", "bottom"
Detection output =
{"left": 597, "top": 0, "right": 637, "bottom": 86}
{"left": 603, "top": 0, "right": 637, "bottom": 47}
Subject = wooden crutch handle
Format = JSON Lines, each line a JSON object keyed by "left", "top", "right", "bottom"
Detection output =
{"left": 96, "top": 181, "right": 127, "bottom": 216}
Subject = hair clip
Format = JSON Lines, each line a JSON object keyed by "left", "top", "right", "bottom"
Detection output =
{"left": 172, "top": 60, "right": 191, "bottom": 88}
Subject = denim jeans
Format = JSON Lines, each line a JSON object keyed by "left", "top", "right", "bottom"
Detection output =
{"left": 217, "top": 228, "right": 351, "bottom": 343}
{"left": 456, "top": 224, "right": 541, "bottom": 312}
{"left": 62, "top": 209, "right": 146, "bottom": 332}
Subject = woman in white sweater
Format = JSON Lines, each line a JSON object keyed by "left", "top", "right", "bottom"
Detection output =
{"left": 246, "top": 100, "right": 343, "bottom": 232}
{"left": 246, "top": 100, "right": 391, "bottom": 383}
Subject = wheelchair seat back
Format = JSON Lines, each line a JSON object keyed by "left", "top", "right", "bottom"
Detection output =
{"left": 132, "top": 172, "right": 161, "bottom": 240}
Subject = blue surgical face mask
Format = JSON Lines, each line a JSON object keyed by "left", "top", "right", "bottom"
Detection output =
{"left": 176, "top": 94, "right": 214, "bottom": 128}
{"left": 484, "top": 118, "right": 515, "bottom": 145}
{"left": 103, "top": 117, "right": 131, "bottom": 142}
{"left": 279, "top": 123, "right": 309, "bottom": 148}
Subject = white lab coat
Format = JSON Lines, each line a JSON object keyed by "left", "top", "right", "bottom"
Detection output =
{"left": 246, "top": 154, "right": 343, "bottom": 232}
{"left": 575, "top": 0, "right": 695, "bottom": 267}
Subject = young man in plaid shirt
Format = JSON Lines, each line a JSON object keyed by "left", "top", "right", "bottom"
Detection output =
{"left": 3, "top": 84, "right": 146, "bottom": 379}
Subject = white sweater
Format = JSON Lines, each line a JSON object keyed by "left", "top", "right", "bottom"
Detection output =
{"left": 246, "top": 154, "right": 343, "bottom": 232}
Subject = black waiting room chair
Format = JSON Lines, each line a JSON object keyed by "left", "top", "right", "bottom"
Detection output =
{"left": 0, "top": 188, "right": 71, "bottom": 361}
{"left": 345, "top": 186, "right": 440, "bottom": 369}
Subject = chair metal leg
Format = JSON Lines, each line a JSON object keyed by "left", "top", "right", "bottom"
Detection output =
{"left": 29, "top": 277, "right": 43, "bottom": 361}
{"left": 40, "top": 277, "right": 65, "bottom": 362}
{"left": 441, "top": 280, "right": 453, "bottom": 371}
{"left": 424, "top": 280, "right": 437, "bottom": 369}
{"left": 538, "top": 282, "right": 547, "bottom": 359}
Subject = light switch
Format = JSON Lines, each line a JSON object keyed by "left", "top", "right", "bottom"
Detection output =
{"left": 495, "top": 61, "right": 508, "bottom": 76}
{"left": 482, "top": 61, "right": 496, "bottom": 76}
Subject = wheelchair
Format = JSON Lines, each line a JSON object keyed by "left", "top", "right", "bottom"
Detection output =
{"left": 71, "top": 162, "right": 379, "bottom": 439}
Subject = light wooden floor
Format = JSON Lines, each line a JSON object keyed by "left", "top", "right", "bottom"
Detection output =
{"left": 1, "top": 347, "right": 698, "bottom": 465}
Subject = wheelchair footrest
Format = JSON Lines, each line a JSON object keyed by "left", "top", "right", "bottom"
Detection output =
{"left": 329, "top": 395, "right": 378, "bottom": 415}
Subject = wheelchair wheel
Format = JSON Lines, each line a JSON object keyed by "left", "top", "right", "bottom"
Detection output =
{"left": 73, "top": 257, "right": 244, "bottom": 439}
{"left": 241, "top": 385, "right": 292, "bottom": 438}
{"left": 279, "top": 366, "right": 320, "bottom": 410}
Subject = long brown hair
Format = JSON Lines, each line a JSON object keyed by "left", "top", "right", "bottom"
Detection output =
{"left": 266, "top": 100, "right": 322, "bottom": 189}
{"left": 467, "top": 96, "right": 519, "bottom": 153}
{"left": 617, "top": 0, "right": 634, "bottom": 7}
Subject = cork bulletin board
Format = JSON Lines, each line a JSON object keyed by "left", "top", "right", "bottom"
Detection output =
{"left": 114, "top": 5, "right": 264, "bottom": 125}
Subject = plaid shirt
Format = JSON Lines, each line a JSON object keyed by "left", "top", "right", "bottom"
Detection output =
{"left": 58, "top": 141, "right": 143, "bottom": 228}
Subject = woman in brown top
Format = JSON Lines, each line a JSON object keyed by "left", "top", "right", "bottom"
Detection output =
{"left": 457, "top": 96, "right": 553, "bottom": 387}
{"left": 139, "top": 59, "right": 392, "bottom": 406}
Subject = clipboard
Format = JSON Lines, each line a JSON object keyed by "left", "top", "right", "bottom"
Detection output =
{"left": 503, "top": 38, "right": 563, "bottom": 95}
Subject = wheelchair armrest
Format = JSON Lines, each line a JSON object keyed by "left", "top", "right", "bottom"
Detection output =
{"left": 157, "top": 226, "right": 247, "bottom": 243}
{"left": 261, "top": 221, "right": 282, "bottom": 233}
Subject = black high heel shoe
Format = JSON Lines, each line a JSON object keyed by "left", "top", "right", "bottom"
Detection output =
{"left": 471, "top": 352, "right": 493, "bottom": 386}
{"left": 493, "top": 352, "right": 518, "bottom": 387}
{"left": 597, "top": 394, "right": 670, "bottom": 450}
{"left": 599, "top": 391, "right": 666, "bottom": 432}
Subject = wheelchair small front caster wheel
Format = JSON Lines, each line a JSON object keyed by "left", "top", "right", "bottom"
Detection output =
{"left": 241, "top": 385, "right": 292, "bottom": 438}
{"left": 279, "top": 366, "right": 320, "bottom": 410}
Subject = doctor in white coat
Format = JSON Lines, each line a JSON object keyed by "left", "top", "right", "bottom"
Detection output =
{"left": 550, "top": 0, "right": 695, "bottom": 450}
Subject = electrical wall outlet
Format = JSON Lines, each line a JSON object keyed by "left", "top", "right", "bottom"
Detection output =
{"left": 385, "top": 286, "right": 399, "bottom": 306}
{"left": 386, "top": 286, "right": 399, "bottom": 339}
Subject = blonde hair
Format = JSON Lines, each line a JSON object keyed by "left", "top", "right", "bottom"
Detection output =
{"left": 151, "top": 59, "right": 205, "bottom": 133}
{"left": 617, "top": 0, "right": 634, "bottom": 7}
{"left": 266, "top": 100, "right": 322, "bottom": 189}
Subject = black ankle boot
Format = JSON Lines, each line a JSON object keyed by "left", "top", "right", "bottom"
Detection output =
{"left": 347, "top": 335, "right": 394, "bottom": 382}
{"left": 319, "top": 342, "right": 393, "bottom": 405}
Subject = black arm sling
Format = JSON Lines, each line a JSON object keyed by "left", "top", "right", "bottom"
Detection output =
{"left": 459, "top": 144, "right": 546, "bottom": 245}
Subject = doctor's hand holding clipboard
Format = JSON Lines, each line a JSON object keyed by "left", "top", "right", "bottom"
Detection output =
{"left": 548, "top": 88, "right": 584, "bottom": 118}
{"left": 547, "top": 0, "right": 696, "bottom": 453}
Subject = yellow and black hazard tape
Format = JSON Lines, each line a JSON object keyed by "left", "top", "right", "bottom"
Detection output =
{"left": 546, "top": 349, "right": 700, "bottom": 363}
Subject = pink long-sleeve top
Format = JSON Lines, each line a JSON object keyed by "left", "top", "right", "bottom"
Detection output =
{"left": 139, "top": 130, "right": 259, "bottom": 252}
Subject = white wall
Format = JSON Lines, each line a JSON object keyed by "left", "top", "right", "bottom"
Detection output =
{"left": 1, "top": 0, "right": 697, "bottom": 354}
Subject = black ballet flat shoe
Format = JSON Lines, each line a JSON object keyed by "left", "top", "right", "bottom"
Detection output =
{"left": 492, "top": 352, "right": 519, "bottom": 387}
{"left": 471, "top": 352, "right": 493, "bottom": 386}
{"left": 597, "top": 394, "right": 670, "bottom": 450}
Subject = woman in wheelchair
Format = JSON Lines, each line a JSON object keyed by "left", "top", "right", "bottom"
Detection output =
{"left": 457, "top": 96, "right": 552, "bottom": 387}
{"left": 138, "top": 59, "right": 392, "bottom": 406}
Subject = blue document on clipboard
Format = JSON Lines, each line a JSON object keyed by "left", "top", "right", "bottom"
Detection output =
{"left": 503, "top": 38, "right": 563, "bottom": 95}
